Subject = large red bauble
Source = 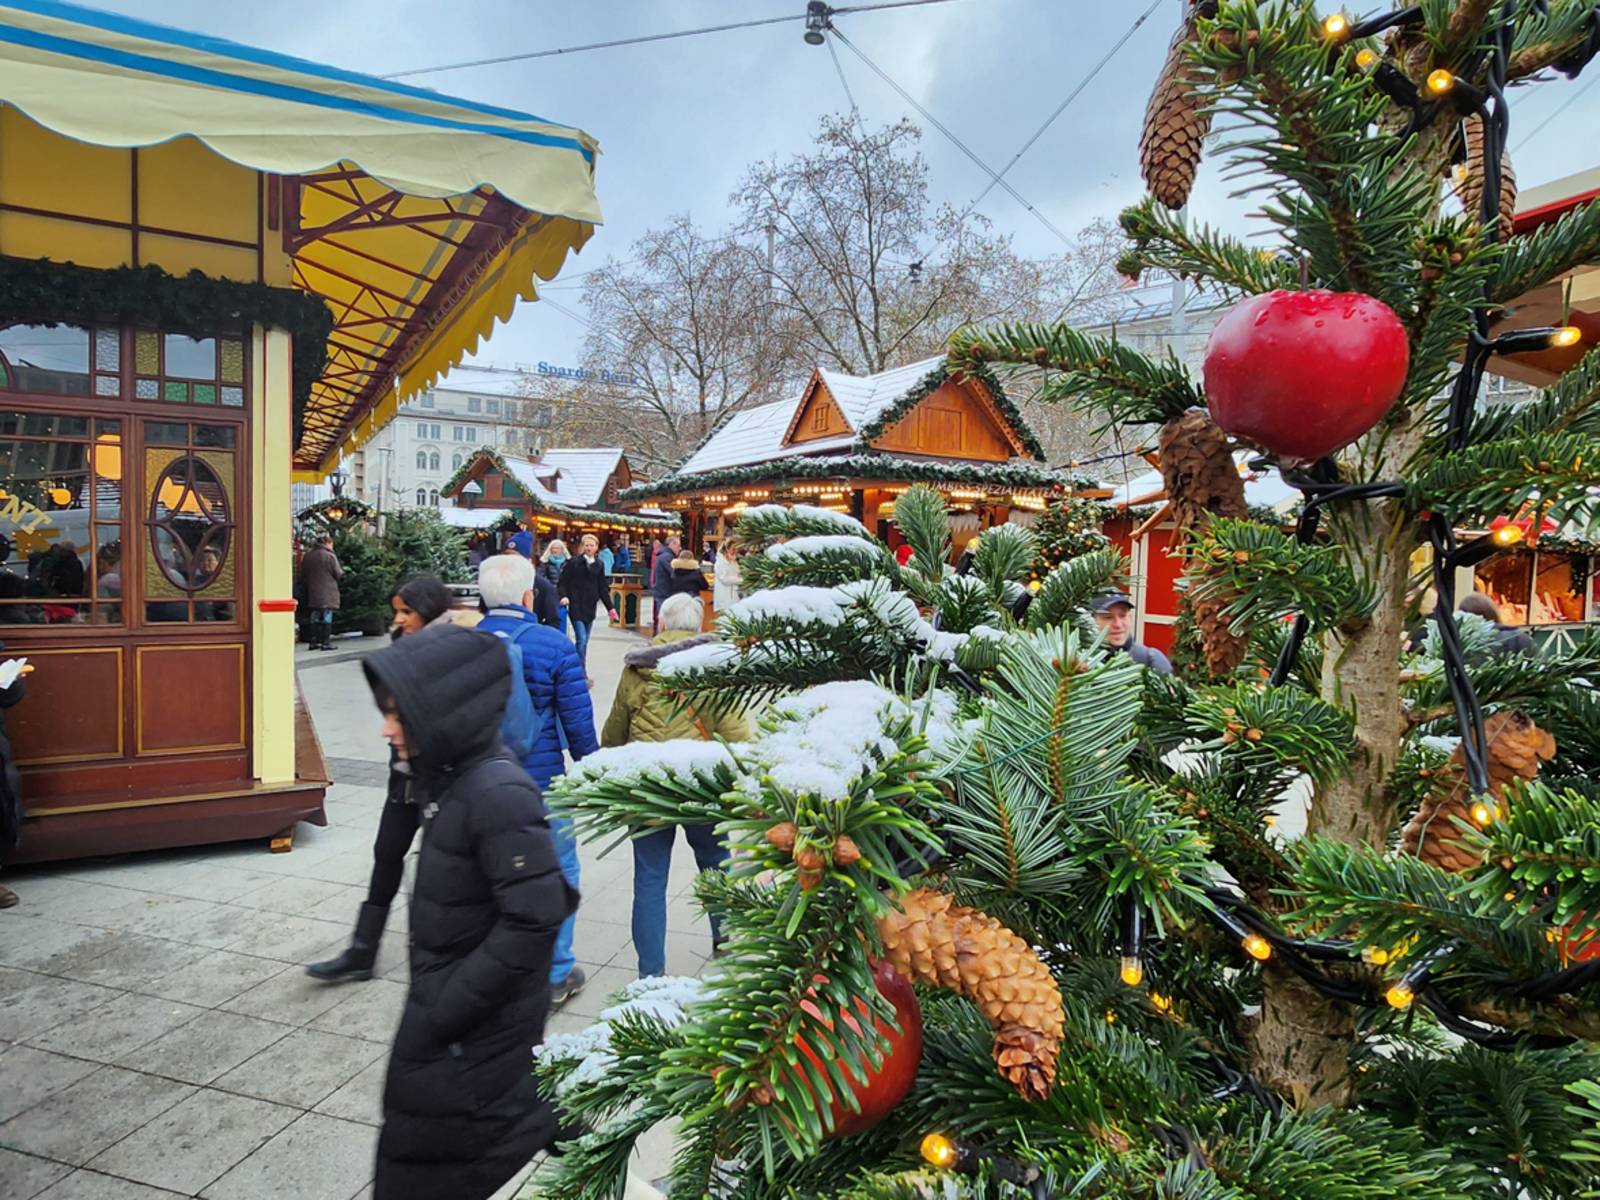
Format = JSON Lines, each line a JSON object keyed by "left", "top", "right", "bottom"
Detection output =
{"left": 1202, "top": 289, "right": 1410, "bottom": 463}
{"left": 795, "top": 959, "right": 924, "bottom": 1138}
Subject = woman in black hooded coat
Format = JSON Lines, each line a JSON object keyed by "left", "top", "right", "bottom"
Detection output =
{"left": 362, "top": 623, "right": 579, "bottom": 1200}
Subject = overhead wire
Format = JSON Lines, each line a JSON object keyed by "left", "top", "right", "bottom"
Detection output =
{"left": 957, "top": 0, "right": 1166, "bottom": 224}
{"left": 827, "top": 26, "right": 1076, "bottom": 247}
{"left": 382, "top": 0, "right": 960, "bottom": 79}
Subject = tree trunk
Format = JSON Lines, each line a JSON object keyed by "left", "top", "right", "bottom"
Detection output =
{"left": 1248, "top": 416, "right": 1425, "bottom": 1104}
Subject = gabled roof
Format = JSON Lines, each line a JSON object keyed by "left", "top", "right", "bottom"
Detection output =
{"left": 675, "top": 357, "right": 1042, "bottom": 477}
{"left": 534, "top": 448, "right": 625, "bottom": 507}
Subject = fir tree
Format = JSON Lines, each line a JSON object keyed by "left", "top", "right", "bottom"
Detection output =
{"left": 536, "top": 3, "right": 1600, "bottom": 1196}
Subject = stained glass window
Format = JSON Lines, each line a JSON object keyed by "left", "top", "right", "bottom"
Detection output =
{"left": 219, "top": 338, "right": 244, "bottom": 384}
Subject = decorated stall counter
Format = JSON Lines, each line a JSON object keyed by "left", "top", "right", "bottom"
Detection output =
{"left": 0, "top": 1, "right": 600, "bottom": 862}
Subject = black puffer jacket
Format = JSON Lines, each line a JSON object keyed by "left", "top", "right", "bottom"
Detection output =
{"left": 362, "top": 625, "right": 579, "bottom": 1200}
{"left": 0, "top": 641, "right": 26, "bottom": 848}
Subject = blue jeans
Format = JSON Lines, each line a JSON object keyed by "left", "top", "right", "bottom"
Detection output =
{"left": 548, "top": 814, "right": 581, "bottom": 985}
{"left": 554, "top": 607, "right": 568, "bottom": 636}
{"left": 632, "top": 823, "right": 727, "bottom": 977}
{"left": 571, "top": 619, "right": 592, "bottom": 669}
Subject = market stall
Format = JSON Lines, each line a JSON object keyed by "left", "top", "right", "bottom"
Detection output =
{"left": 620, "top": 357, "right": 1080, "bottom": 556}
{"left": 0, "top": 0, "right": 601, "bottom": 862}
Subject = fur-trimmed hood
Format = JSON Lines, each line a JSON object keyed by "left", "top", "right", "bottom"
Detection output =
{"left": 623, "top": 630, "right": 719, "bottom": 671}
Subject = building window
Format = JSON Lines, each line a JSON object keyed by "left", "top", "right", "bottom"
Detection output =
{"left": 430, "top": 423, "right": 441, "bottom": 439}
{"left": 143, "top": 421, "right": 239, "bottom": 624}
{"left": 468, "top": 397, "right": 482, "bottom": 413}
{"left": 429, "top": 451, "right": 440, "bottom": 471}
{"left": 453, "top": 426, "right": 464, "bottom": 441}
{"left": 486, "top": 399, "right": 500, "bottom": 415}
{"left": 417, "top": 421, "right": 428, "bottom": 436}
{"left": 416, "top": 487, "right": 427, "bottom": 506}
{"left": 0, "top": 410, "right": 123, "bottom": 625}
{"left": 453, "top": 452, "right": 464, "bottom": 469}
{"left": 421, "top": 393, "right": 434, "bottom": 408}
{"left": 428, "top": 489, "right": 440, "bottom": 507}
{"left": 466, "top": 428, "right": 477, "bottom": 444}
{"left": 416, "top": 449, "right": 428, "bottom": 469}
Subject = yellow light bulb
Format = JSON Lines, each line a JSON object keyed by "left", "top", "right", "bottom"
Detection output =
{"left": 1492, "top": 524, "right": 1524, "bottom": 547}
{"left": 1323, "top": 12, "right": 1349, "bottom": 39}
{"left": 1470, "top": 800, "right": 1494, "bottom": 826}
{"left": 1105, "top": 1009, "right": 1117, "bottom": 1024}
{"left": 1452, "top": 162, "right": 1470, "bottom": 183}
{"left": 1027, "top": 579, "right": 1042, "bottom": 593}
{"left": 1364, "top": 945, "right": 1391, "bottom": 966}
{"left": 1243, "top": 933, "right": 1273, "bottom": 961}
{"left": 1119, "top": 956, "right": 1144, "bottom": 987}
{"left": 920, "top": 1132, "right": 958, "bottom": 1169}
{"left": 1551, "top": 325, "right": 1583, "bottom": 348}
{"left": 1150, "top": 992, "right": 1173, "bottom": 1013}
{"left": 1386, "top": 982, "right": 1414, "bottom": 1009}
{"left": 1504, "top": 890, "right": 1518, "bottom": 902}
{"left": 1427, "top": 69, "right": 1455, "bottom": 95}
{"left": 1355, "top": 47, "right": 1377, "bottom": 69}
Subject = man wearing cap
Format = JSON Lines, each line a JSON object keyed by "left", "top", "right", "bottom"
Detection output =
{"left": 1089, "top": 592, "right": 1173, "bottom": 675}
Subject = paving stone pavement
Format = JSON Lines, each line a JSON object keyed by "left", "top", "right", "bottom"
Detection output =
{"left": 2, "top": 621, "right": 700, "bottom": 1198}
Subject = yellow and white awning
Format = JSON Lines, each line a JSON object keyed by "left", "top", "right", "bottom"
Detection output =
{"left": 0, "top": 0, "right": 602, "bottom": 476}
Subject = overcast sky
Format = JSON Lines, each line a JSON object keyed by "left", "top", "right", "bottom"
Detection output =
{"left": 87, "top": 0, "right": 1600, "bottom": 374}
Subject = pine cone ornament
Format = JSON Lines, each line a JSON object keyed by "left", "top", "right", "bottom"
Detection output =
{"left": 1160, "top": 408, "right": 1249, "bottom": 675}
{"left": 1140, "top": 7, "right": 1212, "bottom": 209}
{"left": 1454, "top": 115, "right": 1517, "bottom": 233}
{"left": 876, "top": 888, "right": 1064, "bottom": 1101}
{"left": 1399, "top": 710, "right": 1556, "bottom": 872}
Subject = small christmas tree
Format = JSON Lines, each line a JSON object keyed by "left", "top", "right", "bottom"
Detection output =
{"left": 1029, "top": 495, "right": 1110, "bottom": 579}
{"left": 536, "top": 3, "right": 1600, "bottom": 1196}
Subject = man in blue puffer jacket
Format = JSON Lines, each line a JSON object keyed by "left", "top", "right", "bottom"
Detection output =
{"left": 475, "top": 552, "right": 597, "bottom": 1006}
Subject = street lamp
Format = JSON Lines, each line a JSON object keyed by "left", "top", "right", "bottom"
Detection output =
{"left": 328, "top": 467, "right": 348, "bottom": 498}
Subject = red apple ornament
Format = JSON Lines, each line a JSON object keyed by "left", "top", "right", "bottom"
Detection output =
{"left": 1202, "top": 289, "right": 1410, "bottom": 463}
{"left": 795, "top": 958, "right": 924, "bottom": 1137}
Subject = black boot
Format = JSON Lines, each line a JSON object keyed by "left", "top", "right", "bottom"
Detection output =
{"left": 306, "top": 902, "right": 387, "bottom": 982}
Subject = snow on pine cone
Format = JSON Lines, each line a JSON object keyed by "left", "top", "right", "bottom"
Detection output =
{"left": 1159, "top": 408, "right": 1249, "bottom": 676}
{"left": 1399, "top": 711, "right": 1556, "bottom": 872}
{"left": 1454, "top": 115, "right": 1517, "bottom": 234}
{"left": 1140, "top": 8, "right": 1212, "bottom": 210}
{"left": 876, "top": 888, "right": 1064, "bottom": 1102}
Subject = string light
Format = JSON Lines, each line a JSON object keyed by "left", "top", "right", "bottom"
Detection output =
{"left": 1354, "top": 46, "right": 1378, "bottom": 69}
{"left": 919, "top": 1132, "right": 960, "bottom": 1169}
{"left": 1492, "top": 523, "right": 1524, "bottom": 548}
{"left": 1120, "top": 957, "right": 1144, "bottom": 987}
{"left": 1385, "top": 981, "right": 1415, "bottom": 1009}
{"left": 1427, "top": 68, "right": 1455, "bottom": 95}
{"left": 1362, "top": 945, "right": 1391, "bottom": 966}
{"left": 1150, "top": 992, "right": 1173, "bottom": 1013}
{"left": 1243, "top": 933, "right": 1273, "bottom": 961}
{"left": 1551, "top": 325, "right": 1584, "bottom": 348}
{"left": 1322, "top": 12, "right": 1350, "bottom": 40}
{"left": 1452, "top": 161, "right": 1470, "bottom": 183}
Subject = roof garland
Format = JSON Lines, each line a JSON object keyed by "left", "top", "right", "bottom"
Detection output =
{"left": 619, "top": 453, "right": 1077, "bottom": 503}
{"left": 850, "top": 360, "right": 1045, "bottom": 460}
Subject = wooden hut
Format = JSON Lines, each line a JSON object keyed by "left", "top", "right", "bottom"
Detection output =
{"left": 0, "top": 2, "right": 600, "bottom": 862}
{"left": 619, "top": 357, "right": 1070, "bottom": 553}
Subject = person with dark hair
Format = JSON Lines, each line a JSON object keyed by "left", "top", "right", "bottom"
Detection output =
{"left": 361, "top": 624, "right": 579, "bottom": 1199}
{"left": 307, "top": 574, "right": 457, "bottom": 983}
{"left": 1458, "top": 592, "right": 1536, "bottom": 657}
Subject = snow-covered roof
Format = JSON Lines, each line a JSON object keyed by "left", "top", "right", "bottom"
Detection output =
{"left": 675, "top": 357, "right": 952, "bottom": 475}
{"left": 1107, "top": 457, "right": 1301, "bottom": 512}
{"left": 438, "top": 504, "right": 512, "bottom": 529}
{"left": 534, "top": 448, "right": 624, "bottom": 507}
{"left": 431, "top": 364, "right": 530, "bottom": 399}
{"left": 815, "top": 356, "right": 944, "bottom": 430}
{"left": 676, "top": 398, "right": 807, "bottom": 474}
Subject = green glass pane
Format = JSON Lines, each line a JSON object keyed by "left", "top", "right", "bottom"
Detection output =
{"left": 220, "top": 339, "right": 244, "bottom": 384}
{"left": 193, "top": 384, "right": 217, "bottom": 405}
{"left": 135, "top": 331, "right": 159, "bottom": 375}
{"left": 163, "top": 381, "right": 188, "bottom": 403}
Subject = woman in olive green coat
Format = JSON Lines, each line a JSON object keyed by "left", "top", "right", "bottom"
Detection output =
{"left": 602, "top": 593, "right": 747, "bottom": 976}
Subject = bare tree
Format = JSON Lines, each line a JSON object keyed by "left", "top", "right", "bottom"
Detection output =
{"left": 532, "top": 216, "right": 794, "bottom": 473}
{"left": 733, "top": 116, "right": 1128, "bottom": 376}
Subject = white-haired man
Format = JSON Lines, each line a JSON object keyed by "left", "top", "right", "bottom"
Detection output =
{"left": 474, "top": 553, "right": 596, "bottom": 1006}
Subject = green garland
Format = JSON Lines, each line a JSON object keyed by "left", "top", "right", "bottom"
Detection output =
{"left": 444, "top": 449, "right": 679, "bottom": 530}
{"left": 295, "top": 496, "right": 375, "bottom": 532}
{"left": 618, "top": 452, "right": 1082, "bottom": 503}
{"left": 0, "top": 255, "right": 333, "bottom": 449}
{"left": 850, "top": 359, "right": 1046, "bottom": 459}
